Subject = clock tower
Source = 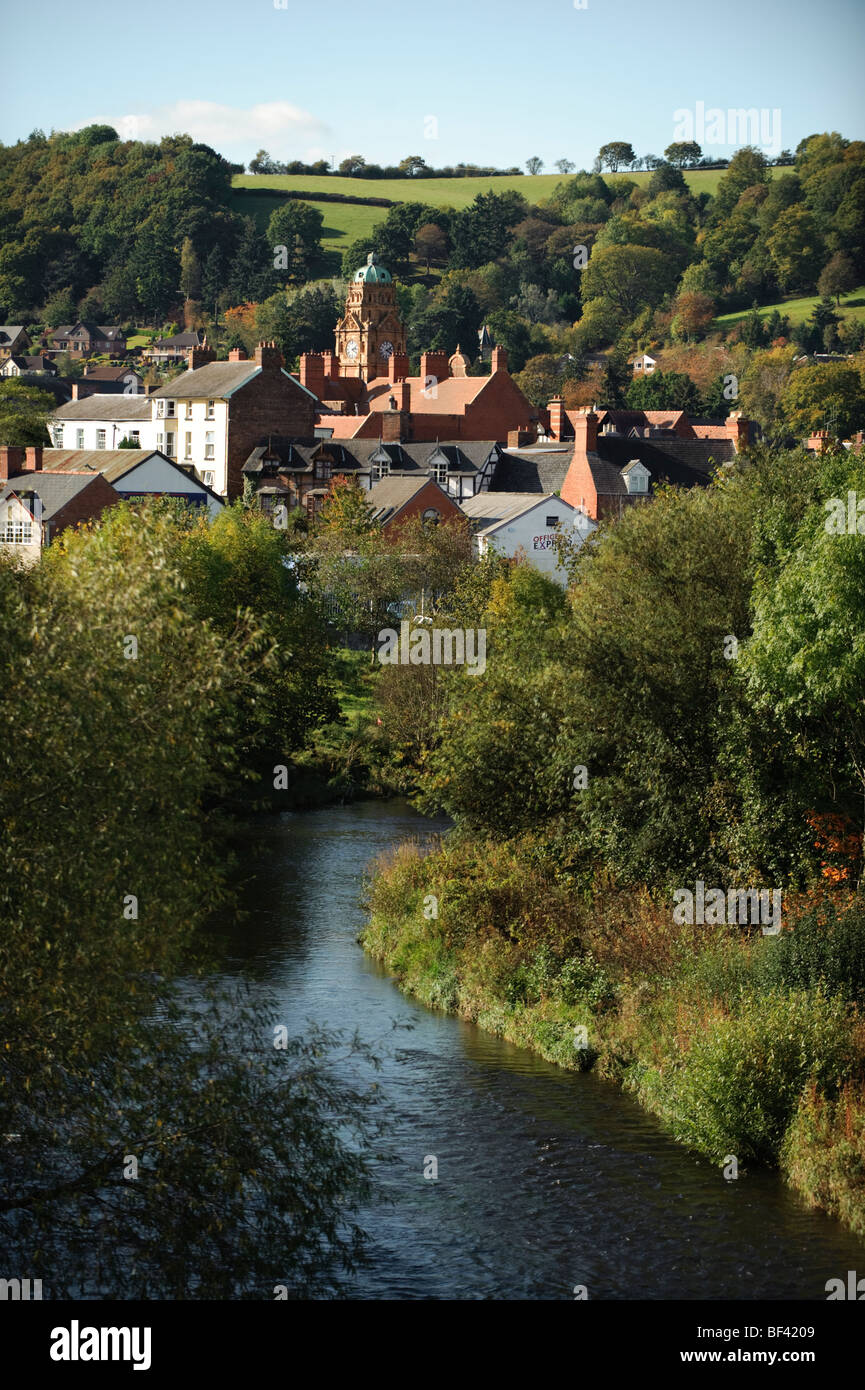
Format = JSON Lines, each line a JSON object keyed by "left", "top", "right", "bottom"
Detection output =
{"left": 334, "top": 253, "right": 407, "bottom": 378}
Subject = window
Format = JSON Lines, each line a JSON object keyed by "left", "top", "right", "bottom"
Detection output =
{"left": 76, "top": 429, "right": 85, "bottom": 449}
{"left": 202, "top": 471, "right": 215, "bottom": 488}
{"left": 545, "top": 515, "right": 559, "bottom": 528}
{"left": 128, "top": 430, "right": 140, "bottom": 446}
{"left": 166, "top": 400, "right": 176, "bottom": 418}
{"left": 185, "top": 402, "right": 193, "bottom": 418}
{"left": 431, "top": 461, "right": 448, "bottom": 484}
{"left": 204, "top": 431, "right": 215, "bottom": 460}
{"left": 422, "top": 508, "right": 441, "bottom": 526}
{"left": 51, "top": 426, "right": 64, "bottom": 447}
{"left": 165, "top": 432, "right": 176, "bottom": 456}
{"left": 206, "top": 400, "right": 215, "bottom": 419}
{"left": 3, "top": 518, "right": 32, "bottom": 544}
{"left": 314, "top": 459, "right": 331, "bottom": 481}
{"left": 96, "top": 429, "right": 106, "bottom": 450}
{"left": 185, "top": 433, "right": 192, "bottom": 459}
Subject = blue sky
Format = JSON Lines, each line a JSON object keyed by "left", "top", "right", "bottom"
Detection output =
{"left": 3, "top": 0, "right": 863, "bottom": 170}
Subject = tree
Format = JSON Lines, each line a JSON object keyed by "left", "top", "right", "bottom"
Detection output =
{"left": 414, "top": 223, "right": 448, "bottom": 277}
{"left": 598, "top": 142, "right": 636, "bottom": 173}
{"left": 249, "top": 149, "right": 278, "bottom": 174}
{"left": 449, "top": 190, "right": 528, "bottom": 269}
{"left": 338, "top": 155, "right": 366, "bottom": 175}
{"left": 664, "top": 141, "right": 702, "bottom": 168}
{"left": 818, "top": 251, "right": 858, "bottom": 306}
{"left": 554, "top": 159, "right": 575, "bottom": 175}
{"left": 0, "top": 380, "right": 55, "bottom": 445}
{"left": 581, "top": 243, "right": 675, "bottom": 319}
{"left": 129, "top": 221, "right": 180, "bottom": 319}
{"left": 779, "top": 363, "right": 865, "bottom": 439}
{"left": 526, "top": 157, "right": 544, "bottom": 176}
{"left": 398, "top": 155, "right": 428, "bottom": 177}
{"left": 180, "top": 237, "right": 202, "bottom": 302}
{"left": 226, "top": 216, "right": 271, "bottom": 305}
{"left": 670, "top": 291, "right": 716, "bottom": 341}
{"left": 647, "top": 162, "right": 688, "bottom": 197}
{"left": 266, "top": 202, "right": 325, "bottom": 281}
{"left": 766, "top": 205, "right": 822, "bottom": 292}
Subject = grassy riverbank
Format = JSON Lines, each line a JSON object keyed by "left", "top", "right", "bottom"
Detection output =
{"left": 362, "top": 834, "right": 865, "bottom": 1236}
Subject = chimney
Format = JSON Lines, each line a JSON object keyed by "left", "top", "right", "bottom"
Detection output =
{"left": 807, "top": 429, "right": 830, "bottom": 453}
{"left": 322, "top": 351, "right": 337, "bottom": 379}
{"left": 491, "top": 345, "right": 509, "bottom": 373}
{"left": 507, "top": 427, "right": 538, "bottom": 448}
{"left": 228, "top": 347, "right": 247, "bottom": 362}
{"left": 548, "top": 396, "right": 566, "bottom": 441}
{"left": 419, "top": 351, "right": 450, "bottom": 389}
{"left": 573, "top": 407, "right": 599, "bottom": 454}
{"left": 381, "top": 382, "right": 410, "bottom": 442}
{"left": 0, "top": 445, "right": 25, "bottom": 482}
{"left": 254, "top": 340, "right": 284, "bottom": 371}
{"left": 188, "top": 339, "right": 216, "bottom": 370}
{"left": 299, "top": 352, "right": 326, "bottom": 397}
{"left": 388, "top": 352, "right": 410, "bottom": 384}
{"left": 726, "top": 411, "right": 750, "bottom": 451}
{"left": 22, "top": 446, "right": 43, "bottom": 472}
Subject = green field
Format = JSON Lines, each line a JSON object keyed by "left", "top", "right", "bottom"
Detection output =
{"left": 229, "top": 189, "right": 384, "bottom": 253}
{"left": 715, "top": 287, "right": 865, "bottom": 329}
{"left": 233, "top": 167, "right": 734, "bottom": 210}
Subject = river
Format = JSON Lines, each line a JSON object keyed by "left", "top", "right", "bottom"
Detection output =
{"left": 219, "top": 799, "right": 865, "bottom": 1300}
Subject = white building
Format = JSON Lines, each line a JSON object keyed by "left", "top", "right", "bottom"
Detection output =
{"left": 460, "top": 492, "right": 596, "bottom": 583}
{"left": 50, "top": 394, "right": 154, "bottom": 452}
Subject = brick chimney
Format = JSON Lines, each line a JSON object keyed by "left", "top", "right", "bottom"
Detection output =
{"left": 228, "top": 347, "right": 248, "bottom": 362}
{"left": 188, "top": 340, "right": 217, "bottom": 370}
{"left": 807, "top": 429, "right": 831, "bottom": 453}
{"left": 726, "top": 411, "right": 750, "bottom": 451}
{"left": 254, "top": 340, "right": 284, "bottom": 371}
{"left": 0, "top": 445, "right": 25, "bottom": 482}
{"left": 491, "top": 345, "right": 509, "bottom": 374}
{"left": 388, "top": 352, "right": 410, "bottom": 384}
{"left": 419, "top": 351, "right": 450, "bottom": 388}
{"left": 322, "top": 351, "right": 337, "bottom": 379}
{"left": 507, "top": 427, "right": 538, "bottom": 447}
{"left": 548, "top": 396, "right": 566, "bottom": 441}
{"left": 573, "top": 407, "right": 599, "bottom": 454}
{"left": 381, "top": 382, "right": 410, "bottom": 442}
{"left": 299, "top": 352, "right": 325, "bottom": 397}
{"left": 22, "top": 446, "right": 43, "bottom": 472}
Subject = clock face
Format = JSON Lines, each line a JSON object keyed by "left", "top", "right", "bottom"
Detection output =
{"left": 379, "top": 340, "right": 394, "bottom": 360}
{"left": 345, "top": 340, "right": 359, "bottom": 360}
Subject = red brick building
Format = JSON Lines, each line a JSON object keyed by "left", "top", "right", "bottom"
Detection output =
{"left": 558, "top": 407, "right": 750, "bottom": 521}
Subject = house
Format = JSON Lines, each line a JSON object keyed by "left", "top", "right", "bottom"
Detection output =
{"left": 143, "top": 331, "right": 205, "bottom": 365}
{"left": 243, "top": 438, "right": 503, "bottom": 518}
{"left": 49, "top": 394, "right": 153, "bottom": 451}
{"left": 559, "top": 408, "right": 747, "bottom": 521}
{"left": 461, "top": 492, "right": 594, "bottom": 583}
{"left": 0, "top": 326, "right": 31, "bottom": 360}
{"left": 0, "top": 446, "right": 119, "bottom": 565}
{"left": 149, "top": 342, "right": 318, "bottom": 497}
{"left": 41, "top": 449, "right": 224, "bottom": 519}
{"left": 49, "top": 323, "right": 127, "bottom": 358}
{"left": 78, "top": 364, "right": 144, "bottom": 394}
{"left": 630, "top": 354, "right": 657, "bottom": 375}
{"left": 1, "top": 354, "right": 58, "bottom": 378}
{"left": 365, "top": 476, "right": 464, "bottom": 530}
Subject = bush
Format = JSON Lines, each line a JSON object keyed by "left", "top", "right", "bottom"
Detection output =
{"left": 646, "top": 991, "right": 859, "bottom": 1163}
{"left": 759, "top": 902, "right": 865, "bottom": 1004}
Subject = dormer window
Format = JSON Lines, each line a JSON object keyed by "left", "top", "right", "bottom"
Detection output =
{"left": 623, "top": 460, "right": 650, "bottom": 495}
{"left": 430, "top": 460, "right": 448, "bottom": 484}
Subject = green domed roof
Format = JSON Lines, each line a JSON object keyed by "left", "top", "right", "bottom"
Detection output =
{"left": 354, "top": 252, "right": 392, "bottom": 284}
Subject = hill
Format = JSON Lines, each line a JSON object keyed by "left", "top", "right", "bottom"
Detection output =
{"left": 715, "top": 288, "right": 865, "bottom": 330}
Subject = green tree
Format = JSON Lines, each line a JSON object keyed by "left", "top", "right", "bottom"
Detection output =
{"left": 598, "top": 142, "right": 636, "bottom": 173}
{"left": 817, "top": 250, "right": 858, "bottom": 305}
{"left": 779, "top": 363, "right": 865, "bottom": 439}
{"left": 664, "top": 141, "right": 702, "bottom": 167}
{"left": 0, "top": 380, "right": 55, "bottom": 445}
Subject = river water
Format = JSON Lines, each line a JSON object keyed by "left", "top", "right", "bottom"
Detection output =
{"left": 220, "top": 799, "right": 865, "bottom": 1301}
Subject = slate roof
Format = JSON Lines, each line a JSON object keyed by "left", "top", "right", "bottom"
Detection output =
{"left": 0, "top": 326, "right": 27, "bottom": 348}
{"left": 367, "top": 477, "right": 444, "bottom": 524}
{"left": 5, "top": 355, "right": 57, "bottom": 373}
{"left": 52, "top": 394, "right": 151, "bottom": 421}
{"left": 490, "top": 446, "right": 573, "bottom": 494}
{"left": 461, "top": 492, "right": 545, "bottom": 525}
{"left": 1, "top": 472, "right": 101, "bottom": 520}
{"left": 243, "top": 439, "right": 501, "bottom": 477}
{"left": 587, "top": 436, "right": 725, "bottom": 495}
{"left": 52, "top": 323, "right": 125, "bottom": 341}
{"left": 81, "top": 365, "right": 141, "bottom": 381}
{"left": 151, "top": 362, "right": 261, "bottom": 400}
{"left": 39, "top": 447, "right": 215, "bottom": 490}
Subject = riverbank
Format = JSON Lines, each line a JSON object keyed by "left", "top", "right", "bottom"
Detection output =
{"left": 361, "top": 833, "right": 865, "bottom": 1238}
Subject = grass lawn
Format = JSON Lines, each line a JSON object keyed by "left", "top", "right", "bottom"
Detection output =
{"left": 715, "top": 288, "right": 865, "bottom": 330}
